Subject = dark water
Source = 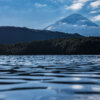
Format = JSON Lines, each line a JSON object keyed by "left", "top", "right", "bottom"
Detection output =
{"left": 0, "top": 55, "right": 100, "bottom": 100}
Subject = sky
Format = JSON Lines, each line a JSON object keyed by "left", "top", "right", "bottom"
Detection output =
{"left": 0, "top": 0, "right": 100, "bottom": 29}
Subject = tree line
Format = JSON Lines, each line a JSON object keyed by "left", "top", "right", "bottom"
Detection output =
{"left": 0, "top": 37, "right": 100, "bottom": 55}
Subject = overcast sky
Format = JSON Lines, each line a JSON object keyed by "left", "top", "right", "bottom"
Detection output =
{"left": 0, "top": 0, "right": 100, "bottom": 29}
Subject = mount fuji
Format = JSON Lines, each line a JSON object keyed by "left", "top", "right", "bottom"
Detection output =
{"left": 45, "top": 14, "right": 100, "bottom": 36}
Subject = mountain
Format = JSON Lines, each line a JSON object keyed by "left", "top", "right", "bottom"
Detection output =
{"left": 0, "top": 26, "right": 82, "bottom": 44}
{"left": 45, "top": 14, "right": 100, "bottom": 36}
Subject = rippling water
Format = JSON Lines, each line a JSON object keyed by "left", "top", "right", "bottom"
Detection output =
{"left": 0, "top": 55, "right": 100, "bottom": 100}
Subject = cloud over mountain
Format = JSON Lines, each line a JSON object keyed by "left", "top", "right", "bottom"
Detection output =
{"left": 90, "top": 0, "right": 100, "bottom": 9}
{"left": 0, "top": 0, "right": 100, "bottom": 28}
{"left": 66, "top": 0, "right": 90, "bottom": 10}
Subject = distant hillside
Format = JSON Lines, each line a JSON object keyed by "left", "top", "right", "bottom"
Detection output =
{"left": 1, "top": 37, "right": 100, "bottom": 55}
{"left": 0, "top": 26, "right": 82, "bottom": 44}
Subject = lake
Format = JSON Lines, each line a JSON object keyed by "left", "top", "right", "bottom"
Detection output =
{"left": 0, "top": 55, "right": 100, "bottom": 100}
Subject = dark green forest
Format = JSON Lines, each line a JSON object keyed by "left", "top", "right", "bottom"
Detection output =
{"left": 0, "top": 37, "right": 100, "bottom": 55}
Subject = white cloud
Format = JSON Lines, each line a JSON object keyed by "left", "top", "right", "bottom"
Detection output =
{"left": 50, "top": 0, "right": 64, "bottom": 3}
{"left": 66, "top": 3, "right": 83, "bottom": 10}
{"left": 66, "top": 0, "right": 90, "bottom": 10}
{"left": 34, "top": 3, "right": 47, "bottom": 8}
{"left": 92, "top": 15, "right": 100, "bottom": 21}
{"left": 73, "top": 0, "right": 90, "bottom": 3}
{"left": 90, "top": 10, "right": 98, "bottom": 14}
{"left": 90, "top": 0, "right": 100, "bottom": 9}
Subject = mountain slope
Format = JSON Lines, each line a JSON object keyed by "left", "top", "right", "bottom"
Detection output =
{"left": 0, "top": 26, "right": 82, "bottom": 44}
{"left": 45, "top": 14, "right": 100, "bottom": 36}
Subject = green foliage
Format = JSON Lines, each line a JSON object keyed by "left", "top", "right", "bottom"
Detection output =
{"left": 0, "top": 37, "right": 100, "bottom": 55}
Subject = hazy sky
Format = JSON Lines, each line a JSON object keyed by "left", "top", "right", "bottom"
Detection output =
{"left": 0, "top": 0, "right": 100, "bottom": 29}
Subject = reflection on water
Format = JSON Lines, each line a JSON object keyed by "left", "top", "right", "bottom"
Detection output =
{"left": 0, "top": 55, "right": 100, "bottom": 100}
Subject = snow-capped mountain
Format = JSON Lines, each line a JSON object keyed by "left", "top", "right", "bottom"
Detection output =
{"left": 45, "top": 14, "right": 100, "bottom": 36}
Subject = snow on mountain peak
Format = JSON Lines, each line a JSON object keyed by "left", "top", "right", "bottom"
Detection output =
{"left": 45, "top": 14, "right": 100, "bottom": 36}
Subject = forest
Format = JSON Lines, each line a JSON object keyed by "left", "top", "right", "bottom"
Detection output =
{"left": 0, "top": 37, "right": 100, "bottom": 55}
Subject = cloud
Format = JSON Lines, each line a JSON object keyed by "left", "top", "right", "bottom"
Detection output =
{"left": 50, "top": 0, "right": 64, "bottom": 3}
{"left": 92, "top": 15, "right": 100, "bottom": 21}
{"left": 73, "top": 0, "right": 90, "bottom": 3}
{"left": 66, "top": 0, "right": 90, "bottom": 10}
{"left": 90, "top": 0, "right": 100, "bottom": 9}
{"left": 34, "top": 3, "right": 47, "bottom": 8}
{"left": 66, "top": 3, "right": 83, "bottom": 10}
{"left": 90, "top": 10, "right": 98, "bottom": 14}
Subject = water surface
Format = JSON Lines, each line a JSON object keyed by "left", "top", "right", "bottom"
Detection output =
{"left": 0, "top": 55, "right": 100, "bottom": 100}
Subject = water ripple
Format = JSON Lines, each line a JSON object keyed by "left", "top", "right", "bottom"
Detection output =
{"left": 0, "top": 55, "right": 100, "bottom": 100}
